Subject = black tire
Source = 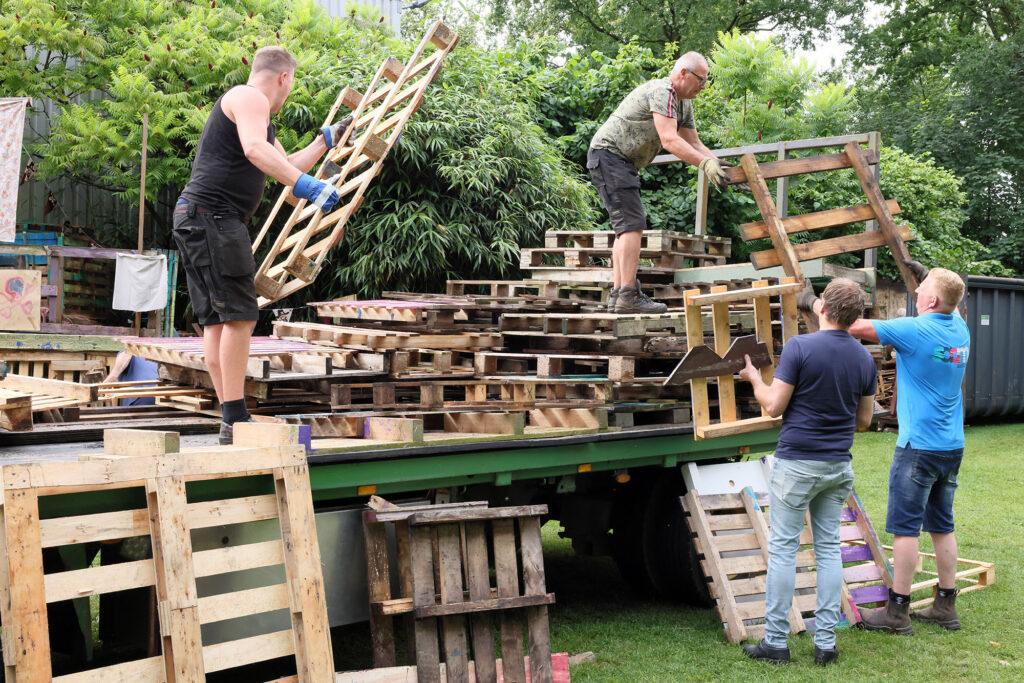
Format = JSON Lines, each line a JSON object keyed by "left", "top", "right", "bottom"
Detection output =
{"left": 611, "top": 471, "right": 713, "bottom": 607}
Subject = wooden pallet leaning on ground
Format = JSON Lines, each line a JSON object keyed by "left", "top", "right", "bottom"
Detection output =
{"left": 729, "top": 141, "right": 920, "bottom": 293}
{"left": 681, "top": 486, "right": 895, "bottom": 643}
{"left": 670, "top": 279, "right": 801, "bottom": 440}
{"left": 0, "top": 427, "right": 334, "bottom": 681}
{"left": 878, "top": 544, "right": 995, "bottom": 609}
{"left": 363, "top": 498, "right": 556, "bottom": 683}
{"left": 252, "top": 21, "right": 459, "bottom": 307}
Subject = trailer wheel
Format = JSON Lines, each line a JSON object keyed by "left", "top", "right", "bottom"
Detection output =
{"left": 611, "top": 472, "right": 713, "bottom": 607}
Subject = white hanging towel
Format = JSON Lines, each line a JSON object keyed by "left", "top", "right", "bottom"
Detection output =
{"left": 0, "top": 98, "right": 30, "bottom": 243}
{"left": 113, "top": 253, "right": 168, "bottom": 312}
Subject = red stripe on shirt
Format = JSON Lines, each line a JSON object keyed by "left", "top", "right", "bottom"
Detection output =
{"left": 668, "top": 86, "right": 675, "bottom": 117}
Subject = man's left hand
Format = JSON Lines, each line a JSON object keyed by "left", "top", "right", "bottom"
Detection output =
{"left": 738, "top": 354, "right": 758, "bottom": 383}
{"left": 699, "top": 156, "right": 729, "bottom": 190}
{"left": 320, "top": 115, "right": 354, "bottom": 149}
{"left": 903, "top": 258, "right": 930, "bottom": 282}
{"left": 718, "top": 161, "right": 750, "bottom": 191}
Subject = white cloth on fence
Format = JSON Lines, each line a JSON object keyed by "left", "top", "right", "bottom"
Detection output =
{"left": 113, "top": 253, "right": 168, "bottom": 312}
{"left": 0, "top": 98, "right": 30, "bottom": 243}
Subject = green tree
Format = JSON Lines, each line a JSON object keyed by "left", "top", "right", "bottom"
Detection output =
{"left": 487, "top": 0, "right": 861, "bottom": 56}
{"left": 844, "top": 1, "right": 1024, "bottom": 274}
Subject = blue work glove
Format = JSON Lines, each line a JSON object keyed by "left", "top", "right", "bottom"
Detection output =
{"left": 319, "top": 115, "right": 354, "bottom": 149}
{"left": 292, "top": 173, "right": 340, "bottom": 212}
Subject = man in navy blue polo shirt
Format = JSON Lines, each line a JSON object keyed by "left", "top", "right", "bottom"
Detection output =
{"left": 738, "top": 278, "right": 877, "bottom": 666}
{"left": 847, "top": 265, "right": 970, "bottom": 634}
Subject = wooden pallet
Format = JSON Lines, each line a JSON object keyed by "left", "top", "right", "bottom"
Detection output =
{"left": 678, "top": 280, "right": 800, "bottom": 439}
{"left": 330, "top": 377, "right": 612, "bottom": 411}
{"left": 499, "top": 312, "right": 687, "bottom": 338}
{"left": 732, "top": 143, "right": 920, "bottom": 293}
{"left": 0, "top": 432, "right": 334, "bottom": 681}
{"left": 363, "top": 499, "right": 556, "bottom": 683}
{"left": 273, "top": 320, "right": 503, "bottom": 351}
{"left": 519, "top": 246, "right": 724, "bottom": 270}
{"left": 542, "top": 229, "right": 732, "bottom": 257}
{"left": 681, "top": 485, "right": 894, "bottom": 643}
{"left": 252, "top": 21, "right": 459, "bottom": 306}
{"left": 0, "top": 349, "right": 116, "bottom": 383}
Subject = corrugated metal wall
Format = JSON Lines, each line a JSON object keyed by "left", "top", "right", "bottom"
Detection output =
{"left": 319, "top": 0, "right": 403, "bottom": 33}
{"left": 16, "top": 98, "right": 143, "bottom": 232}
{"left": 961, "top": 276, "right": 1024, "bottom": 420}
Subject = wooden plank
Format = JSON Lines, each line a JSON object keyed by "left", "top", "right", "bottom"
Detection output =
{"left": 684, "top": 282, "right": 803, "bottom": 306}
{"left": 464, "top": 521, "right": 497, "bottom": 683}
{"left": 684, "top": 289, "right": 711, "bottom": 435}
{"left": 443, "top": 411, "right": 524, "bottom": 436}
{"left": 202, "top": 629, "right": 296, "bottom": 673}
{"left": 410, "top": 525, "right": 441, "bottom": 683}
{"left": 365, "top": 521, "right": 397, "bottom": 667}
{"left": 847, "top": 490, "right": 894, "bottom": 587}
{"left": 751, "top": 281, "right": 775, "bottom": 409}
{"left": 711, "top": 286, "right": 737, "bottom": 424}
{"left": 749, "top": 224, "right": 915, "bottom": 269}
{"left": 740, "top": 154, "right": 803, "bottom": 281}
{"left": 492, "top": 519, "right": 526, "bottom": 683}
{"left": 408, "top": 505, "right": 547, "bottom": 525}
{"left": 197, "top": 583, "right": 291, "bottom": 624}
{"left": 780, "top": 276, "right": 800, "bottom": 345}
{"left": 724, "top": 149, "right": 880, "bottom": 183}
{"left": 103, "top": 428, "right": 179, "bottom": 456}
{"left": 682, "top": 491, "right": 747, "bottom": 643}
{"left": 0, "top": 373, "right": 98, "bottom": 402}
{"left": 520, "top": 515, "right": 553, "bottom": 683}
{"left": 276, "top": 464, "right": 336, "bottom": 681}
{"left": 367, "top": 417, "right": 425, "bottom": 443}
{"left": 147, "top": 474, "right": 205, "bottom": 681}
{"left": 739, "top": 200, "right": 901, "bottom": 240}
{"left": 193, "top": 539, "right": 286, "bottom": 577}
{"left": 51, "top": 656, "right": 165, "bottom": 683}
{"left": 436, "top": 523, "right": 469, "bottom": 682}
{"left": 1, "top": 487, "right": 50, "bottom": 679}
{"left": 844, "top": 142, "right": 919, "bottom": 291}
{"left": 694, "top": 416, "right": 782, "bottom": 440}
{"left": 414, "top": 593, "right": 556, "bottom": 618}
{"left": 44, "top": 558, "right": 155, "bottom": 602}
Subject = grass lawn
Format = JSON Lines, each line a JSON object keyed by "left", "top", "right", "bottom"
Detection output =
{"left": 547, "top": 422, "right": 1024, "bottom": 681}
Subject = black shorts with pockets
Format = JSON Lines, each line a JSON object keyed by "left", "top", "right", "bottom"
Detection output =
{"left": 586, "top": 147, "right": 647, "bottom": 234}
{"left": 171, "top": 203, "right": 258, "bottom": 326}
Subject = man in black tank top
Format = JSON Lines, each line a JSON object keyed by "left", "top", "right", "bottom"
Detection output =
{"left": 172, "top": 45, "right": 350, "bottom": 444}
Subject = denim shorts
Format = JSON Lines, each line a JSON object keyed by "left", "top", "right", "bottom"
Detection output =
{"left": 886, "top": 444, "right": 963, "bottom": 536}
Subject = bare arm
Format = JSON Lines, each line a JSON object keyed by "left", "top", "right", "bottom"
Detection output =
{"left": 278, "top": 137, "right": 328, "bottom": 175}
{"left": 223, "top": 87, "right": 303, "bottom": 186}
{"left": 653, "top": 113, "right": 706, "bottom": 166}
{"left": 856, "top": 394, "right": 876, "bottom": 432}
{"left": 738, "top": 354, "right": 795, "bottom": 418}
{"left": 678, "top": 127, "right": 716, "bottom": 159}
{"left": 103, "top": 351, "right": 132, "bottom": 383}
{"left": 848, "top": 319, "right": 880, "bottom": 343}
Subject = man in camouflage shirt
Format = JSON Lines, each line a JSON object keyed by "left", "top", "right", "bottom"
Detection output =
{"left": 588, "top": 52, "right": 730, "bottom": 313}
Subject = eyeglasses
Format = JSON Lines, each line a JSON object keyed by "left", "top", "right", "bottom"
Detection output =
{"left": 685, "top": 67, "right": 708, "bottom": 86}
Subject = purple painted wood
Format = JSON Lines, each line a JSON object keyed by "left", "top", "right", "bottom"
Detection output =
{"left": 840, "top": 525, "right": 864, "bottom": 541}
{"left": 843, "top": 564, "right": 884, "bottom": 583}
{"left": 850, "top": 584, "right": 889, "bottom": 605}
{"left": 841, "top": 544, "right": 874, "bottom": 563}
{"left": 841, "top": 507, "right": 857, "bottom": 522}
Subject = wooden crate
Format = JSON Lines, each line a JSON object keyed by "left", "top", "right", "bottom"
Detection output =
{"left": 0, "top": 431, "right": 334, "bottom": 681}
{"left": 363, "top": 499, "right": 556, "bottom": 683}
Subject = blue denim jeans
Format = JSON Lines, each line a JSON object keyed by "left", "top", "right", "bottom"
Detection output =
{"left": 886, "top": 444, "right": 963, "bottom": 536}
{"left": 765, "top": 457, "right": 855, "bottom": 650}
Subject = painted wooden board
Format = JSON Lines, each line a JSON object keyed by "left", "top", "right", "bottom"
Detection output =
{"left": 0, "top": 269, "right": 41, "bottom": 331}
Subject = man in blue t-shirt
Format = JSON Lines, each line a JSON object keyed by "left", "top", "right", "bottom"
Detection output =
{"left": 846, "top": 264, "right": 970, "bottom": 634}
{"left": 738, "top": 278, "right": 877, "bottom": 666}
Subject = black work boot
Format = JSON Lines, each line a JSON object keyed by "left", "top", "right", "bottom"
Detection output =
{"left": 814, "top": 645, "right": 839, "bottom": 666}
{"left": 606, "top": 287, "right": 620, "bottom": 311}
{"left": 859, "top": 589, "right": 914, "bottom": 635}
{"left": 911, "top": 588, "right": 961, "bottom": 630}
{"left": 742, "top": 638, "right": 790, "bottom": 665}
{"left": 615, "top": 285, "right": 668, "bottom": 314}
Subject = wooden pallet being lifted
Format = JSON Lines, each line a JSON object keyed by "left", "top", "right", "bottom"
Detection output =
{"left": 252, "top": 21, "right": 458, "bottom": 306}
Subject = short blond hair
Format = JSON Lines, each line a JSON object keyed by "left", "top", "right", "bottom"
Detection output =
{"left": 928, "top": 267, "right": 965, "bottom": 311}
{"left": 821, "top": 278, "right": 864, "bottom": 328}
{"left": 252, "top": 46, "right": 297, "bottom": 75}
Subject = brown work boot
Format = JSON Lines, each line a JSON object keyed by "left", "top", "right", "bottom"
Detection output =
{"left": 911, "top": 589, "right": 960, "bottom": 630}
{"left": 615, "top": 285, "right": 667, "bottom": 314}
{"left": 859, "top": 589, "right": 914, "bottom": 635}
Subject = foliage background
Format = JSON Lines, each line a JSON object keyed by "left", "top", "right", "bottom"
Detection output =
{"left": 2, "top": 0, "right": 1017, "bottom": 325}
